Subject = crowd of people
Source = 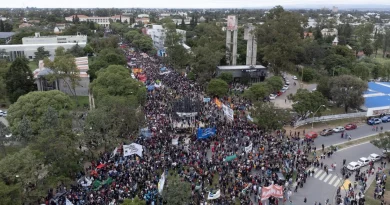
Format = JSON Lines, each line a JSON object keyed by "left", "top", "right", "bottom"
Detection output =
{"left": 46, "top": 48, "right": 352, "bottom": 205}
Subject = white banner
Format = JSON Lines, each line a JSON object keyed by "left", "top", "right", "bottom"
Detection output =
{"left": 158, "top": 173, "right": 166, "bottom": 194}
{"left": 222, "top": 104, "right": 234, "bottom": 121}
{"left": 184, "top": 137, "right": 190, "bottom": 144}
{"left": 78, "top": 177, "right": 93, "bottom": 187}
{"left": 208, "top": 189, "right": 221, "bottom": 200}
{"left": 172, "top": 138, "right": 179, "bottom": 145}
{"left": 66, "top": 198, "right": 74, "bottom": 205}
{"left": 110, "top": 147, "right": 118, "bottom": 158}
{"left": 245, "top": 143, "right": 253, "bottom": 153}
{"left": 123, "top": 143, "right": 143, "bottom": 157}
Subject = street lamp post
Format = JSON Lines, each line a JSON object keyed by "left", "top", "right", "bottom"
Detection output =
{"left": 312, "top": 105, "right": 326, "bottom": 130}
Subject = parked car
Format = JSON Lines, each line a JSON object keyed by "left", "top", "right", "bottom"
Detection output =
{"left": 285, "top": 80, "right": 290, "bottom": 85}
{"left": 344, "top": 123, "right": 357, "bottom": 130}
{"left": 357, "top": 157, "right": 370, "bottom": 167}
{"left": 0, "top": 110, "right": 3, "bottom": 117}
{"left": 368, "top": 118, "right": 382, "bottom": 125}
{"left": 320, "top": 129, "right": 333, "bottom": 136}
{"left": 2, "top": 111, "right": 6, "bottom": 117}
{"left": 283, "top": 85, "right": 289, "bottom": 90}
{"left": 276, "top": 91, "right": 282, "bottom": 96}
{"left": 381, "top": 116, "right": 390, "bottom": 123}
{"left": 293, "top": 76, "right": 298, "bottom": 80}
{"left": 333, "top": 126, "right": 345, "bottom": 133}
{"left": 346, "top": 161, "right": 361, "bottom": 171}
{"left": 312, "top": 87, "right": 317, "bottom": 92}
{"left": 305, "top": 131, "right": 318, "bottom": 139}
{"left": 280, "top": 89, "right": 287, "bottom": 93}
{"left": 269, "top": 94, "right": 277, "bottom": 100}
{"left": 368, "top": 153, "right": 381, "bottom": 162}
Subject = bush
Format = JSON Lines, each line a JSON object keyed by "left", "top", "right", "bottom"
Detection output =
{"left": 302, "top": 68, "right": 315, "bottom": 82}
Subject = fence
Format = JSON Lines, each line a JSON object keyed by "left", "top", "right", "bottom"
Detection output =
{"left": 294, "top": 112, "right": 367, "bottom": 128}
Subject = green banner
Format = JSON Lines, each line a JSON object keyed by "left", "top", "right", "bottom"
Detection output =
{"left": 225, "top": 154, "right": 237, "bottom": 162}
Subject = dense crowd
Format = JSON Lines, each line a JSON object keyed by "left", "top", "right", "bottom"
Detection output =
{"left": 46, "top": 48, "right": 331, "bottom": 205}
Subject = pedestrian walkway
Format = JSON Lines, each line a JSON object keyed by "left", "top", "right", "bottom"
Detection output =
{"left": 307, "top": 167, "right": 344, "bottom": 187}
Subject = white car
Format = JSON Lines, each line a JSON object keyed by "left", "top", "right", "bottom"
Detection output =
{"left": 368, "top": 153, "right": 381, "bottom": 162}
{"left": 357, "top": 157, "right": 370, "bottom": 167}
{"left": 269, "top": 94, "right": 277, "bottom": 100}
{"left": 333, "top": 126, "right": 345, "bottom": 133}
{"left": 283, "top": 85, "right": 289, "bottom": 90}
{"left": 0, "top": 110, "right": 3, "bottom": 117}
{"left": 285, "top": 80, "right": 290, "bottom": 85}
{"left": 312, "top": 87, "right": 317, "bottom": 92}
{"left": 2, "top": 111, "right": 6, "bottom": 117}
{"left": 293, "top": 76, "right": 298, "bottom": 80}
{"left": 346, "top": 161, "right": 361, "bottom": 171}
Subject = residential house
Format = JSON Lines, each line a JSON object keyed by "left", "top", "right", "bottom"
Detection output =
{"left": 321, "top": 28, "right": 338, "bottom": 36}
{"left": 0, "top": 32, "right": 15, "bottom": 44}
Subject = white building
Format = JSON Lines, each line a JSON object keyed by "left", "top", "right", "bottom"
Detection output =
{"left": 0, "top": 33, "right": 87, "bottom": 61}
{"left": 146, "top": 25, "right": 186, "bottom": 56}
{"left": 321, "top": 28, "right": 338, "bottom": 36}
{"left": 64, "top": 15, "right": 130, "bottom": 27}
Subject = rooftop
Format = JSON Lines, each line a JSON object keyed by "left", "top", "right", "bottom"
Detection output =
{"left": 217, "top": 65, "right": 266, "bottom": 70}
{"left": 0, "top": 32, "right": 15, "bottom": 39}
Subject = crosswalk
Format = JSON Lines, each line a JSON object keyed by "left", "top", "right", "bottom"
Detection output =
{"left": 307, "top": 167, "right": 344, "bottom": 187}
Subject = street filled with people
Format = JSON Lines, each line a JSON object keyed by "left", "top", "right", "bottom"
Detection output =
{"left": 49, "top": 48, "right": 373, "bottom": 205}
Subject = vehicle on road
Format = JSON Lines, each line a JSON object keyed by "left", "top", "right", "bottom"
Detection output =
{"left": 367, "top": 118, "right": 382, "bottom": 125}
{"left": 381, "top": 116, "right": 390, "bottom": 123}
{"left": 285, "top": 80, "right": 290, "bottom": 85}
{"left": 293, "top": 76, "right": 298, "bottom": 80}
{"left": 346, "top": 162, "right": 361, "bottom": 171}
{"left": 344, "top": 123, "right": 357, "bottom": 130}
{"left": 305, "top": 131, "right": 318, "bottom": 139}
{"left": 280, "top": 89, "right": 287, "bottom": 93}
{"left": 2, "top": 111, "right": 6, "bottom": 117}
{"left": 368, "top": 153, "right": 381, "bottom": 162}
{"left": 283, "top": 85, "right": 289, "bottom": 90}
{"left": 269, "top": 94, "right": 277, "bottom": 100}
{"left": 312, "top": 87, "right": 317, "bottom": 92}
{"left": 357, "top": 157, "right": 370, "bottom": 167}
{"left": 320, "top": 129, "right": 333, "bottom": 136}
{"left": 0, "top": 110, "right": 3, "bottom": 117}
{"left": 333, "top": 126, "right": 345, "bottom": 133}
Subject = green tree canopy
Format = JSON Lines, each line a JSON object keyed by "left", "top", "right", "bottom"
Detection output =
{"left": 90, "top": 65, "right": 146, "bottom": 105}
{"left": 34, "top": 47, "right": 50, "bottom": 62}
{"left": 162, "top": 175, "right": 191, "bottom": 205}
{"left": 251, "top": 102, "right": 291, "bottom": 131}
{"left": 5, "top": 57, "right": 35, "bottom": 103}
{"left": 289, "top": 89, "right": 327, "bottom": 117}
{"left": 66, "top": 43, "right": 85, "bottom": 57}
{"left": 206, "top": 79, "right": 229, "bottom": 97}
{"left": 329, "top": 75, "right": 368, "bottom": 113}
{"left": 7, "top": 90, "right": 74, "bottom": 137}
{"left": 243, "top": 83, "right": 270, "bottom": 100}
{"left": 265, "top": 76, "right": 284, "bottom": 92}
{"left": 218, "top": 72, "right": 234, "bottom": 84}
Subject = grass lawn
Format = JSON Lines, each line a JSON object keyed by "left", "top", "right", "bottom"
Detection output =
{"left": 71, "top": 96, "right": 89, "bottom": 110}
{"left": 28, "top": 61, "right": 38, "bottom": 71}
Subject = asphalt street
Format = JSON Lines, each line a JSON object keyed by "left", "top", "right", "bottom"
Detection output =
{"left": 289, "top": 142, "right": 383, "bottom": 205}
{"left": 312, "top": 122, "right": 390, "bottom": 148}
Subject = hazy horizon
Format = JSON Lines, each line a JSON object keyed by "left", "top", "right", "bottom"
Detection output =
{"left": 2, "top": 0, "right": 390, "bottom": 9}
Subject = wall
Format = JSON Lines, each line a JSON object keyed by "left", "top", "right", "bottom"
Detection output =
{"left": 366, "top": 106, "right": 390, "bottom": 117}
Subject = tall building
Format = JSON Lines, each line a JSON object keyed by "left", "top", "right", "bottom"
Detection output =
{"left": 226, "top": 15, "right": 238, "bottom": 65}
{"left": 332, "top": 6, "right": 339, "bottom": 13}
{"left": 244, "top": 23, "right": 257, "bottom": 66}
{"left": 146, "top": 25, "right": 186, "bottom": 56}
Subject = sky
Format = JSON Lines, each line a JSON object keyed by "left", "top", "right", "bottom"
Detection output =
{"left": 3, "top": 0, "right": 390, "bottom": 8}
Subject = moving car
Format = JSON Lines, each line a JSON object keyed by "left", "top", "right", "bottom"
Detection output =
{"left": 368, "top": 153, "right": 381, "bottom": 162}
{"left": 357, "top": 157, "right": 370, "bottom": 167}
{"left": 269, "top": 94, "right": 277, "bottom": 100}
{"left": 346, "top": 161, "right": 361, "bottom": 171}
{"left": 344, "top": 123, "right": 357, "bottom": 130}
{"left": 367, "top": 118, "right": 382, "bottom": 125}
{"left": 320, "top": 129, "right": 333, "bottom": 136}
{"left": 293, "top": 76, "right": 298, "bottom": 80}
{"left": 305, "top": 131, "right": 318, "bottom": 139}
{"left": 333, "top": 126, "right": 345, "bottom": 133}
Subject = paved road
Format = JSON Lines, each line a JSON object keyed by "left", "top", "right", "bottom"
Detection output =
{"left": 312, "top": 122, "right": 390, "bottom": 148}
{"left": 289, "top": 142, "right": 382, "bottom": 204}
{"left": 273, "top": 74, "right": 317, "bottom": 109}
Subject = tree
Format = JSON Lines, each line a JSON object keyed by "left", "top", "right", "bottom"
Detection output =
{"left": 0, "top": 77, "right": 6, "bottom": 105}
{"left": 83, "top": 44, "right": 94, "bottom": 56}
{"left": 162, "top": 175, "right": 191, "bottom": 205}
{"left": 251, "top": 102, "right": 291, "bottom": 131}
{"left": 122, "top": 197, "right": 146, "bottom": 205}
{"left": 289, "top": 89, "right": 327, "bottom": 117}
{"left": 7, "top": 90, "right": 74, "bottom": 137}
{"left": 180, "top": 17, "right": 186, "bottom": 29}
{"left": 44, "top": 47, "right": 80, "bottom": 101}
{"left": 243, "top": 83, "right": 270, "bottom": 100}
{"left": 353, "top": 62, "right": 372, "bottom": 80}
{"left": 66, "top": 43, "right": 85, "bottom": 57}
{"left": 371, "top": 132, "right": 390, "bottom": 152}
{"left": 379, "top": 62, "right": 390, "bottom": 80}
{"left": 5, "top": 57, "right": 35, "bottom": 103}
{"left": 0, "top": 121, "right": 10, "bottom": 156}
{"left": 329, "top": 75, "right": 368, "bottom": 113}
{"left": 165, "top": 44, "right": 190, "bottom": 70}
{"left": 265, "top": 76, "right": 284, "bottom": 92}
{"left": 206, "top": 79, "right": 229, "bottom": 97}
{"left": 354, "top": 23, "right": 374, "bottom": 48}
{"left": 191, "top": 46, "right": 224, "bottom": 84}
{"left": 0, "top": 180, "right": 22, "bottom": 205}
{"left": 373, "top": 33, "right": 383, "bottom": 57}
{"left": 301, "top": 68, "right": 316, "bottom": 82}
{"left": 124, "top": 30, "right": 141, "bottom": 43}
{"left": 34, "top": 47, "right": 50, "bottom": 62}
{"left": 218, "top": 72, "right": 233, "bottom": 84}
{"left": 0, "top": 20, "right": 4, "bottom": 32}
{"left": 133, "top": 35, "right": 154, "bottom": 53}
{"left": 90, "top": 65, "right": 146, "bottom": 105}
{"left": 256, "top": 6, "right": 306, "bottom": 73}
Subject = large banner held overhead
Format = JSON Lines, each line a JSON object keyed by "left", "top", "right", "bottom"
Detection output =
{"left": 207, "top": 189, "right": 221, "bottom": 200}
{"left": 158, "top": 172, "right": 166, "bottom": 194}
{"left": 245, "top": 143, "right": 253, "bottom": 153}
{"left": 225, "top": 154, "right": 237, "bottom": 162}
{"left": 197, "top": 127, "right": 216, "bottom": 139}
{"left": 123, "top": 143, "right": 143, "bottom": 157}
{"left": 222, "top": 104, "right": 234, "bottom": 121}
{"left": 261, "top": 185, "right": 284, "bottom": 201}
